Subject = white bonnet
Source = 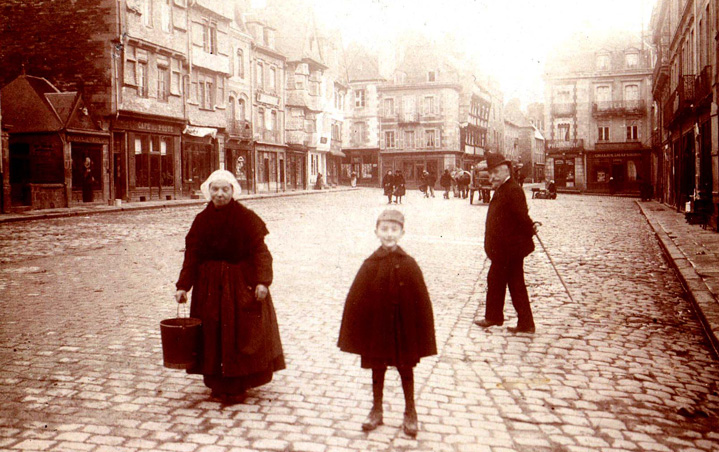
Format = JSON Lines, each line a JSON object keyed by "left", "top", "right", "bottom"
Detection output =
{"left": 200, "top": 169, "right": 242, "bottom": 201}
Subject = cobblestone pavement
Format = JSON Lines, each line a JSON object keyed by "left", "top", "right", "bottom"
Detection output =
{"left": 0, "top": 189, "right": 718, "bottom": 452}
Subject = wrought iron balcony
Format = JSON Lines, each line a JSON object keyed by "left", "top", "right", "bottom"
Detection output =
{"left": 664, "top": 75, "right": 695, "bottom": 127}
{"left": 695, "top": 66, "right": 712, "bottom": 105}
{"left": 545, "top": 139, "right": 584, "bottom": 153}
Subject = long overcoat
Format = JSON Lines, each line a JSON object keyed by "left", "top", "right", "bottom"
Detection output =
{"left": 383, "top": 174, "right": 395, "bottom": 196}
{"left": 338, "top": 247, "right": 437, "bottom": 368}
{"left": 176, "top": 200, "right": 285, "bottom": 379}
{"left": 484, "top": 178, "right": 535, "bottom": 261}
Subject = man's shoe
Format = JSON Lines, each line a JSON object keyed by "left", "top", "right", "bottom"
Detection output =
{"left": 474, "top": 319, "right": 503, "bottom": 328}
{"left": 507, "top": 325, "right": 535, "bottom": 334}
{"left": 361, "top": 410, "right": 383, "bottom": 431}
{"left": 402, "top": 411, "right": 418, "bottom": 437}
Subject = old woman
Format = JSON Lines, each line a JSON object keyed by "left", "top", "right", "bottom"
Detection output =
{"left": 175, "top": 170, "right": 285, "bottom": 402}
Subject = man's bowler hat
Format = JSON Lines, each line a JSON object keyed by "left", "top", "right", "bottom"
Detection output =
{"left": 485, "top": 152, "right": 511, "bottom": 171}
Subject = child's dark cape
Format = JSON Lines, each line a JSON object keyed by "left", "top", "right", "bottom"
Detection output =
{"left": 337, "top": 246, "right": 437, "bottom": 365}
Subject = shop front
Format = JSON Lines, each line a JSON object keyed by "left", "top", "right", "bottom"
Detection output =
{"left": 182, "top": 126, "right": 220, "bottom": 197}
{"left": 340, "top": 148, "right": 379, "bottom": 186}
{"left": 225, "top": 142, "right": 254, "bottom": 194}
{"left": 112, "top": 116, "right": 183, "bottom": 202}
{"left": 255, "top": 143, "right": 286, "bottom": 193}
{"left": 380, "top": 152, "right": 459, "bottom": 187}
{"left": 286, "top": 147, "right": 307, "bottom": 190}
{"left": 586, "top": 146, "right": 649, "bottom": 194}
{"left": 69, "top": 133, "right": 110, "bottom": 205}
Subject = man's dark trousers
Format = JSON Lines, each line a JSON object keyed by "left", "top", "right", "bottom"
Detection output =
{"left": 485, "top": 256, "right": 534, "bottom": 328}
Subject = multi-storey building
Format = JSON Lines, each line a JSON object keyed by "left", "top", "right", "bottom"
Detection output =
{"left": 341, "top": 45, "right": 384, "bottom": 186}
{"left": 483, "top": 78, "right": 505, "bottom": 155}
{"left": 505, "top": 100, "right": 545, "bottom": 182}
{"left": 458, "top": 79, "right": 491, "bottom": 170}
{"left": 378, "top": 43, "right": 463, "bottom": 186}
{"left": 183, "top": 1, "right": 234, "bottom": 195}
{"left": 224, "top": 7, "right": 254, "bottom": 193}
{"left": 544, "top": 33, "right": 653, "bottom": 193}
{"left": 245, "top": 19, "right": 287, "bottom": 193}
{"left": 651, "top": 0, "right": 717, "bottom": 229}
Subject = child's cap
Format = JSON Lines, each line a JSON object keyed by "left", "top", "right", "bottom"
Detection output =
{"left": 377, "top": 209, "right": 404, "bottom": 226}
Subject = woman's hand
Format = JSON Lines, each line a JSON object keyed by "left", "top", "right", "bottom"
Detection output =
{"left": 175, "top": 289, "right": 188, "bottom": 304}
{"left": 255, "top": 284, "right": 268, "bottom": 301}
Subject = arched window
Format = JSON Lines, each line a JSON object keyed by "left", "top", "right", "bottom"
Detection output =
{"left": 238, "top": 98, "right": 246, "bottom": 120}
{"left": 627, "top": 161, "right": 637, "bottom": 181}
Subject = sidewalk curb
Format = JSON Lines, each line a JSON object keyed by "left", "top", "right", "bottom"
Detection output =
{"left": 0, "top": 187, "right": 360, "bottom": 224}
{"left": 637, "top": 201, "right": 719, "bottom": 358}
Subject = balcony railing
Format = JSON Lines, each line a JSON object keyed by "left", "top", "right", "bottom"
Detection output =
{"left": 695, "top": 66, "right": 712, "bottom": 104}
{"left": 551, "top": 103, "right": 575, "bottom": 116}
{"left": 592, "top": 100, "right": 646, "bottom": 117}
{"left": 546, "top": 139, "right": 584, "bottom": 153}
{"left": 227, "top": 119, "right": 252, "bottom": 140}
{"left": 664, "top": 74, "right": 695, "bottom": 127}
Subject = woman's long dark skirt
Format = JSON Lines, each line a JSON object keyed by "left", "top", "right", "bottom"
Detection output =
{"left": 188, "top": 261, "right": 285, "bottom": 395}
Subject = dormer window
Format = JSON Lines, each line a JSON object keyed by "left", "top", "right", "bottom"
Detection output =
{"left": 597, "top": 54, "right": 610, "bottom": 71}
{"left": 625, "top": 52, "right": 639, "bottom": 69}
{"left": 427, "top": 71, "right": 436, "bottom": 82}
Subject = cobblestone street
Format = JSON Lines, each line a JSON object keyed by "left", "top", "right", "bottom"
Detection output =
{"left": 0, "top": 188, "right": 718, "bottom": 452}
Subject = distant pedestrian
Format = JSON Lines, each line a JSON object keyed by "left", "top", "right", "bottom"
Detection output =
{"left": 393, "top": 170, "right": 406, "bottom": 204}
{"left": 382, "top": 170, "right": 395, "bottom": 204}
{"left": 426, "top": 171, "right": 436, "bottom": 198}
{"left": 439, "top": 169, "right": 452, "bottom": 199}
{"left": 457, "top": 170, "right": 471, "bottom": 199}
{"left": 351, "top": 171, "right": 358, "bottom": 187}
{"left": 474, "top": 153, "right": 537, "bottom": 334}
{"left": 419, "top": 170, "right": 429, "bottom": 198}
{"left": 82, "top": 157, "right": 94, "bottom": 203}
{"left": 175, "top": 170, "right": 285, "bottom": 403}
{"left": 315, "top": 173, "right": 325, "bottom": 190}
{"left": 608, "top": 176, "right": 616, "bottom": 195}
{"left": 338, "top": 209, "right": 437, "bottom": 437}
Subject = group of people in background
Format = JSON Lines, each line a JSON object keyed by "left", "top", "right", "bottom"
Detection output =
{"left": 382, "top": 170, "right": 407, "bottom": 204}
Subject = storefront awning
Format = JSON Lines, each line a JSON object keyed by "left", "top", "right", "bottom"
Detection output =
{"left": 183, "top": 125, "right": 217, "bottom": 139}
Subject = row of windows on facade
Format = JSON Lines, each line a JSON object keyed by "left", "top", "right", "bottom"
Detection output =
{"left": 381, "top": 96, "right": 442, "bottom": 117}
{"left": 595, "top": 52, "right": 641, "bottom": 71}
{"left": 554, "top": 84, "right": 642, "bottom": 104}
{"left": 554, "top": 124, "right": 640, "bottom": 142}
{"left": 383, "top": 129, "right": 443, "bottom": 149}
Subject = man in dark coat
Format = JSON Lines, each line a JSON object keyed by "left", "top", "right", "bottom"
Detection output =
{"left": 475, "top": 153, "right": 537, "bottom": 333}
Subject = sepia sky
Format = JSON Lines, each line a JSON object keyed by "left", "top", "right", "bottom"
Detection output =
{"left": 255, "top": 0, "right": 655, "bottom": 107}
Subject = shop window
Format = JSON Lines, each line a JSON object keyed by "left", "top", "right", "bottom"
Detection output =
{"left": 135, "top": 136, "right": 149, "bottom": 187}
{"left": 160, "top": 138, "right": 174, "bottom": 186}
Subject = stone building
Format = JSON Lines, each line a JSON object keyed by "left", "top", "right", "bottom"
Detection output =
{"left": 458, "top": 78, "right": 492, "bottom": 170}
{"left": 341, "top": 45, "right": 384, "bottom": 187}
{"left": 544, "top": 32, "right": 653, "bottom": 193}
{"left": 378, "top": 41, "right": 464, "bottom": 186}
{"left": 651, "top": 0, "right": 717, "bottom": 230}
{"left": 245, "top": 19, "right": 287, "bottom": 193}
{"left": 224, "top": 6, "right": 255, "bottom": 193}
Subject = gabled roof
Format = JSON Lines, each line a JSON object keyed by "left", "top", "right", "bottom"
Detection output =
{"left": 1, "top": 74, "right": 102, "bottom": 134}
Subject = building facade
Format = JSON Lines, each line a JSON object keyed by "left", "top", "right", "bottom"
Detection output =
{"left": 545, "top": 34, "right": 653, "bottom": 193}
{"left": 651, "top": 0, "right": 717, "bottom": 230}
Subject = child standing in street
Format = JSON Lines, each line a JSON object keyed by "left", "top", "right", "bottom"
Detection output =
{"left": 338, "top": 209, "right": 437, "bottom": 437}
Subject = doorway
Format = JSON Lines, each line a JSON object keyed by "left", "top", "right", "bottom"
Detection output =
{"left": 9, "top": 142, "right": 31, "bottom": 206}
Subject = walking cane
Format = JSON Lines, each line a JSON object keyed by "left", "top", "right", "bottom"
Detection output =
{"left": 533, "top": 222, "right": 575, "bottom": 303}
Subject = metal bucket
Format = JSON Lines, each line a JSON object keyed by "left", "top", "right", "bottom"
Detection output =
{"left": 160, "top": 305, "right": 202, "bottom": 369}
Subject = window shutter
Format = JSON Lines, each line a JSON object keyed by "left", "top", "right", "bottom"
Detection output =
{"left": 380, "top": 131, "right": 385, "bottom": 150}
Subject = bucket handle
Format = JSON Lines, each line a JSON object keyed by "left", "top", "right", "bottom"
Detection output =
{"left": 177, "top": 302, "right": 189, "bottom": 319}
